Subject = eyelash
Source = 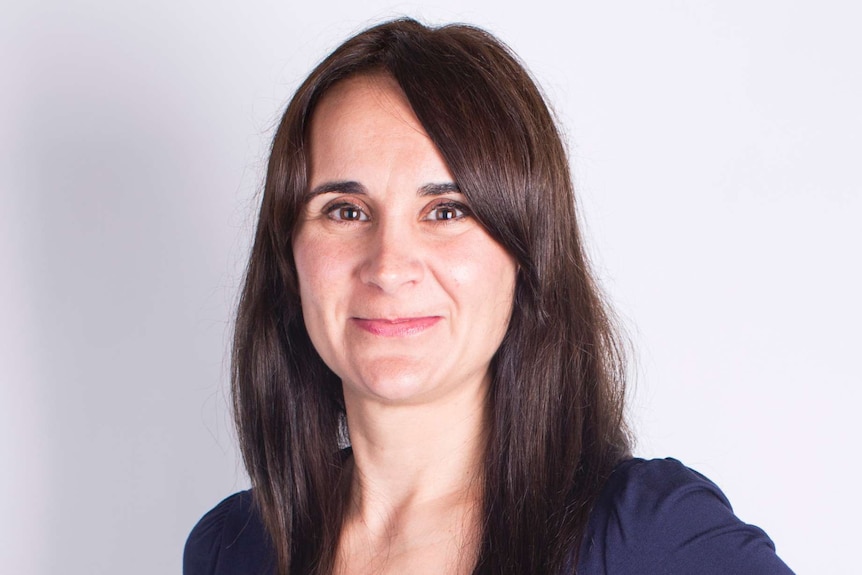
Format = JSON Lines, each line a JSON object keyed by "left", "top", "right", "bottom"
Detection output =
{"left": 325, "top": 202, "right": 370, "bottom": 222}
{"left": 322, "top": 200, "right": 471, "bottom": 224}
{"left": 426, "top": 201, "right": 470, "bottom": 222}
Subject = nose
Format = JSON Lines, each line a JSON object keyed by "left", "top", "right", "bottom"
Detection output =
{"left": 358, "top": 220, "right": 424, "bottom": 294}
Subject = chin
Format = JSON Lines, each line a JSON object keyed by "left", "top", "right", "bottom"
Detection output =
{"left": 342, "top": 359, "right": 448, "bottom": 405}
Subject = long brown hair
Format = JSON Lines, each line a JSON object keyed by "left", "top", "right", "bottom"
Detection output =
{"left": 232, "top": 18, "right": 630, "bottom": 574}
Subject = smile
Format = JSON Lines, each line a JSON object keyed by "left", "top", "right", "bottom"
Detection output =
{"left": 351, "top": 316, "right": 442, "bottom": 337}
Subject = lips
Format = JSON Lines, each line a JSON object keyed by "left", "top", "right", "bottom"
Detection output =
{"left": 351, "top": 316, "right": 442, "bottom": 337}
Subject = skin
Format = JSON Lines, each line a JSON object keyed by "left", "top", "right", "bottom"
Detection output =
{"left": 292, "top": 73, "right": 518, "bottom": 574}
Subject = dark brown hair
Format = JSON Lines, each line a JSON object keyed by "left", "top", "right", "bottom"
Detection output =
{"left": 233, "top": 18, "right": 630, "bottom": 575}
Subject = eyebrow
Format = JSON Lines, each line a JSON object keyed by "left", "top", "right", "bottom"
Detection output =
{"left": 418, "top": 182, "right": 461, "bottom": 196}
{"left": 304, "top": 180, "right": 461, "bottom": 201}
{"left": 306, "top": 180, "right": 367, "bottom": 200}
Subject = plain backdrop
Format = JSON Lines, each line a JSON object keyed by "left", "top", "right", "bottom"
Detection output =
{"left": 2, "top": 1, "right": 859, "bottom": 573}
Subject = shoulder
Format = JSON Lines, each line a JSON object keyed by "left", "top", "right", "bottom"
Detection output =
{"left": 577, "top": 458, "right": 794, "bottom": 575}
{"left": 183, "top": 490, "right": 276, "bottom": 575}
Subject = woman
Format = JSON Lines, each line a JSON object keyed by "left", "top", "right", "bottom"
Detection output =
{"left": 185, "top": 18, "right": 793, "bottom": 575}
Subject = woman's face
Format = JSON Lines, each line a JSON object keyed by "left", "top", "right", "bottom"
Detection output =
{"left": 293, "top": 74, "right": 517, "bottom": 406}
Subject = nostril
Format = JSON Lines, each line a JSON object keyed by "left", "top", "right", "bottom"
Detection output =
{"left": 360, "top": 244, "right": 424, "bottom": 293}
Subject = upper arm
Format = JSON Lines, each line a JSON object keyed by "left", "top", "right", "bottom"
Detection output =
{"left": 183, "top": 493, "right": 240, "bottom": 575}
{"left": 579, "top": 458, "right": 795, "bottom": 575}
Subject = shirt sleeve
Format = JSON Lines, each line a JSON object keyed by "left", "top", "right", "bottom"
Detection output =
{"left": 183, "top": 490, "right": 275, "bottom": 575}
{"left": 578, "top": 458, "right": 795, "bottom": 575}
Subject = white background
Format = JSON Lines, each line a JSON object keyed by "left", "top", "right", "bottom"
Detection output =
{"left": 2, "top": 1, "right": 859, "bottom": 573}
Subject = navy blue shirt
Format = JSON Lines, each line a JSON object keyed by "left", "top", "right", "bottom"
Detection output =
{"left": 184, "top": 458, "right": 794, "bottom": 574}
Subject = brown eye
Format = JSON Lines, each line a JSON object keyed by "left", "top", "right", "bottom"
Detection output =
{"left": 436, "top": 206, "right": 457, "bottom": 220}
{"left": 339, "top": 206, "right": 361, "bottom": 220}
{"left": 426, "top": 202, "right": 468, "bottom": 222}
{"left": 326, "top": 203, "right": 369, "bottom": 222}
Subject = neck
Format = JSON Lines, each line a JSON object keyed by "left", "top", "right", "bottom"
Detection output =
{"left": 342, "top": 380, "right": 488, "bottom": 533}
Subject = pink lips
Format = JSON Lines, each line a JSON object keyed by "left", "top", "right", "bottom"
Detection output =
{"left": 352, "top": 316, "right": 441, "bottom": 337}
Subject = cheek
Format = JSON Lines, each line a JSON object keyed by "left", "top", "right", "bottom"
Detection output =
{"left": 295, "top": 229, "right": 353, "bottom": 281}
{"left": 443, "top": 236, "right": 517, "bottom": 318}
{"left": 292, "top": 235, "right": 356, "bottom": 373}
{"left": 293, "top": 234, "right": 351, "bottom": 321}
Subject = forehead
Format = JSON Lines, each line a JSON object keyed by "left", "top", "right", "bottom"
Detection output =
{"left": 307, "top": 73, "right": 453, "bottom": 186}
{"left": 310, "top": 74, "right": 421, "bottom": 142}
